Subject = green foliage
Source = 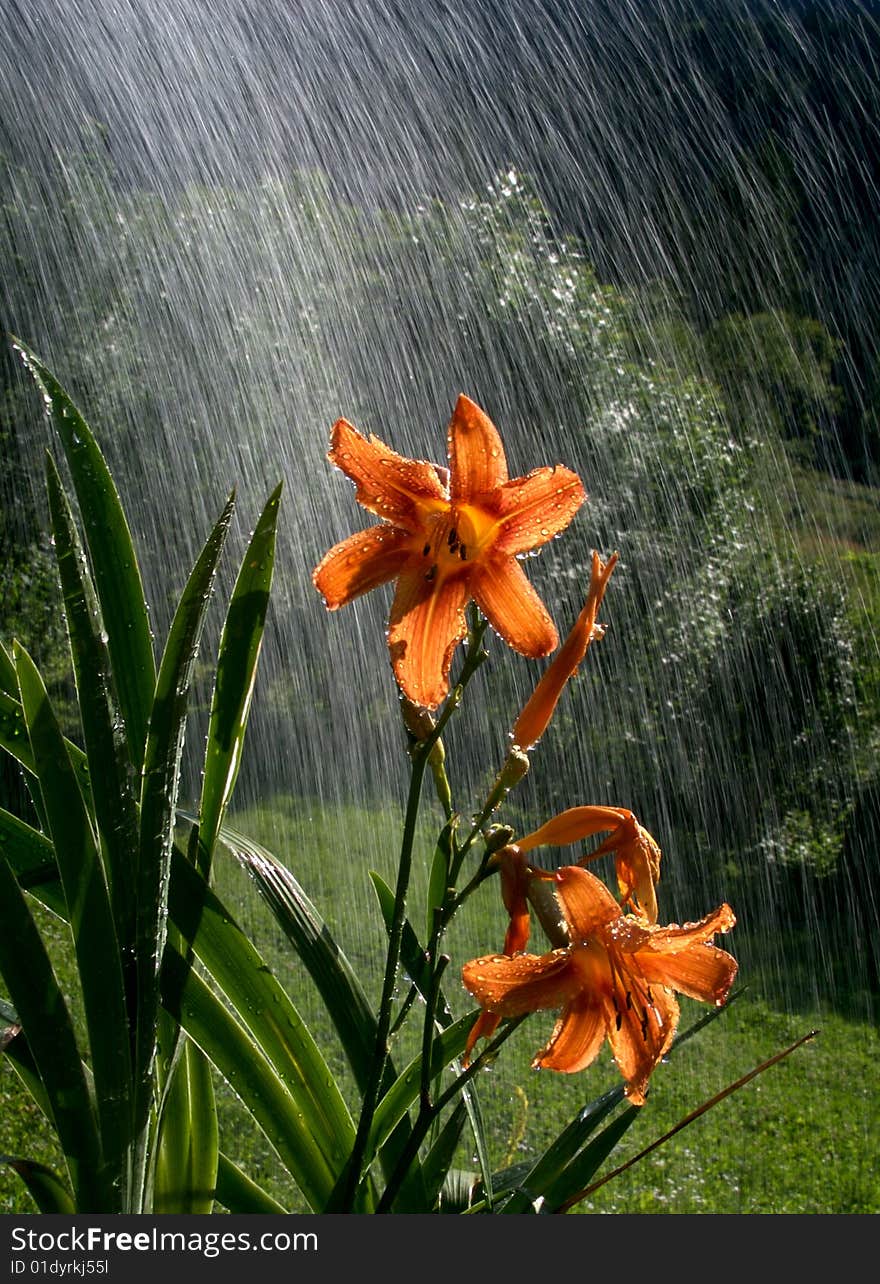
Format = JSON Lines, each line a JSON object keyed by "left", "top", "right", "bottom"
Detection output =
{"left": 1, "top": 351, "right": 787, "bottom": 1216}
{"left": 704, "top": 309, "right": 843, "bottom": 451}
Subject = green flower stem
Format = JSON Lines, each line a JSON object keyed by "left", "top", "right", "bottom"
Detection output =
{"left": 419, "top": 952, "right": 449, "bottom": 1111}
{"left": 334, "top": 614, "right": 490, "bottom": 1212}
{"left": 333, "top": 743, "right": 428, "bottom": 1212}
{"left": 374, "top": 1015, "right": 527, "bottom": 1214}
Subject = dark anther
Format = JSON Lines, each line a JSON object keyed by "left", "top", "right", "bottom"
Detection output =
{"left": 447, "top": 527, "right": 458, "bottom": 547}
{"left": 422, "top": 543, "right": 431, "bottom": 557}
{"left": 459, "top": 544, "right": 468, "bottom": 560}
{"left": 425, "top": 565, "right": 437, "bottom": 582}
{"left": 615, "top": 1012, "right": 622, "bottom": 1031}
{"left": 625, "top": 991, "right": 633, "bottom": 1009}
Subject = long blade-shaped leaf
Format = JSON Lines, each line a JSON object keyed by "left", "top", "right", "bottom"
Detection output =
{"left": 3, "top": 805, "right": 356, "bottom": 1208}
{"left": 160, "top": 947, "right": 338, "bottom": 1212}
{"left": 168, "top": 847, "right": 355, "bottom": 1169}
{"left": 154, "top": 1039, "right": 219, "bottom": 1214}
{"left": 0, "top": 1157, "right": 75, "bottom": 1213}
{"left": 198, "top": 484, "right": 282, "bottom": 874}
{"left": 215, "top": 1153, "right": 288, "bottom": 1214}
{"left": 45, "top": 453, "right": 141, "bottom": 964}
{"left": 0, "top": 640, "right": 17, "bottom": 695}
{"left": 13, "top": 340, "right": 156, "bottom": 767}
{"left": 0, "top": 689, "right": 91, "bottom": 803}
{"left": 541, "top": 1107, "right": 641, "bottom": 1212}
{"left": 422, "top": 1102, "right": 468, "bottom": 1211}
{"left": 0, "top": 807, "right": 65, "bottom": 919}
{"left": 14, "top": 643, "right": 133, "bottom": 1209}
{"left": 0, "top": 857, "right": 104, "bottom": 1210}
{"left": 365, "top": 1013, "right": 476, "bottom": 1161}
{"left": 496, "top": 1082, "right": 625, "bottom": 1213}
{"left": 227, "top": 824, "right": 378, "bottom": 1087}
{"left": 135, "top": 493, "right": 234, "bottom": 1140}
{"left": 217, "top": 824, "right": 427, "bottom": 1208}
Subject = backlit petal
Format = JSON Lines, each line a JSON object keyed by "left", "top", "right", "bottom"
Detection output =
{"left": 329, "top": 418, "right": 448, "bottom": 530}
{"left": 312, "top": 526, "right": 413, "bottom": 608}
{"left": 462, "top": 1011, "right": 502, "bottom": 1067}
{"left": 497, "top": 847, "right": 532, "bottom": 955}
{"left": 492, "top": 466, "right": 586, "bottom": 556}
{"left": 637, "top": 942, "right": 738, "bottom": 1006}
{"left": 590, "top": 816, "right": 662, "bottom": 925}
{"left": 461, "top": 950, "right": 580, "bottom": 1016}
{"left": 448, "top": 395, "right": 508, "bottom": 498}
{"left": 552, "top": 865, "right": 624, "bottom": 939}
{"left": 532, "top": 994, "right": 607, "bottom": 1074}
{"left": 518, "top": 805, "right": 628, "bottom": 852}
{"left": 643, "top": 904, "right": 736, "bottom": 954}
{"left": 388, "top": 569, "right": 470, "bottom": 708}
{"left": 607, "top": 979, "right": 679, "bottom": 1106}
{"left": 471, "top": 558, "right": 557, "bottom": 657}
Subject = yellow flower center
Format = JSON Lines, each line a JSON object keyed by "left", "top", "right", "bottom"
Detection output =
{"left": 418, "top": 502, "right": 500, "bottom": 579}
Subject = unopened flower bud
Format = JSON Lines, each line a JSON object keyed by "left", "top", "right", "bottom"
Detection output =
{"left": 484, "top": 825, "right": 516, "bottom": 854}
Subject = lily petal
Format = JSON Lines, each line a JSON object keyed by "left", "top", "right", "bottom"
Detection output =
{"left": 637, "top": 942, "right": 739, "bottom": 1006}
{"left": 461, "top": 949, "right": 581, "bottom": 1016}
{"left": 448, "top": 395, "right": 509, "bottom": 497}
{"left": 496, "top": 846, "right": 532, "bottom": 955}
{"left": 643, "top": 904, "right": 737, "bottom": 954}
{"left": 471, "top": 557, "right": 558, "bottom": 657}
{"left": 312, "top": 525, "right": 413, "bottom": 608}
{"left": 329, "top": 418, "right": 448, "bottom": 530}
{"left": 607, "top": 980, "right": 679, "bottom": 1106}
{"left": 532, "top": 994, "right": 607, "bottom": 1074}
{"left": 388, "top": 568, "right": 470, "bottom": 709}
{"left": 462, "top": 1011, "right": 502, "bottom": 1067}
{"left": 552, "top": 864, "right": 625, "bottom": 939}
{"left": 492, "top": 466, "right": 587, "bottom": 556}
{"left": 518, "top": 805, "right": 629, "bottom": 852}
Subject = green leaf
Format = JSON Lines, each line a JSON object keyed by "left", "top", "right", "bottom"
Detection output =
{"left": 425, "top": 820, "right": 454, "bottom": 942}
{"left": 421, "top": 1102, "right": 468, "bottom": 1211}
{"left": 0, "top": 689, "right": 91, "bottom": 803}
{"left": 135, "top": 493, "right": 234, "bottom": 1136}
{"left": 45, "top": 453, "right": 141, "bottom": 959}
{"left": 365, "top": 1012, "right": 476, "bottom": 1161}
{"left": 198, "top": 484, "right": 282, "bottom": 874}
{"left": 215, "top": 1153, "right": 288, "bottom": 1214}
{"left": 496, "top": 1082, "right": 625, "bottom": 1213}
{"left": 0, "top": 640, "right": 17, "bottom": 696}
{"left": 160, "top": 948, "right": 338, "bottom": 1212}
{"left": 0, "top": 807, "right": 65, "bottom": 919}
{"left": 13, "top": 340, "right": 156, "bottom": 768}
{"left": 0, "top": 857, "right": 104, "bottom": 1210}
{"left": 223, "top": 827, "right": 428, "bottom": 1209}
{"left": 0, "top": 1017, "right": 51, "bottom": 1124}
{"left": 13, "top": 643, "right": 133, "bottom": 1210}
{"left": 154, "top": 1039, "right": 219, "bottom": 1214}
{"left": 0, "top": 1157, "right": 75, "bottom": 1213}
{"left": 167, "top": 848, "right": 355, "bottom": 1174}
{"left": 541, "top": 1106, "right": 641, "bottom": 1212}
{"left": 227, "top": 823, "right": 379, "bottom": 1090}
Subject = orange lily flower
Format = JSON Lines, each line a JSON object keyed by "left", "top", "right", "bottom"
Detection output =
{"left": 518, "top": 805, "right": 662, "bottom": 923}
{"left": 462, "top": 865, "right": 737, "bottom": 1104}
{"left": 312, "top": 395, "right": 586, "bottom": 709}
{"left": 462, "top": 844, "right": 560, "bottom": 1060}
{"left": 512, "top": 550, "right": 619, "bottom": 751}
